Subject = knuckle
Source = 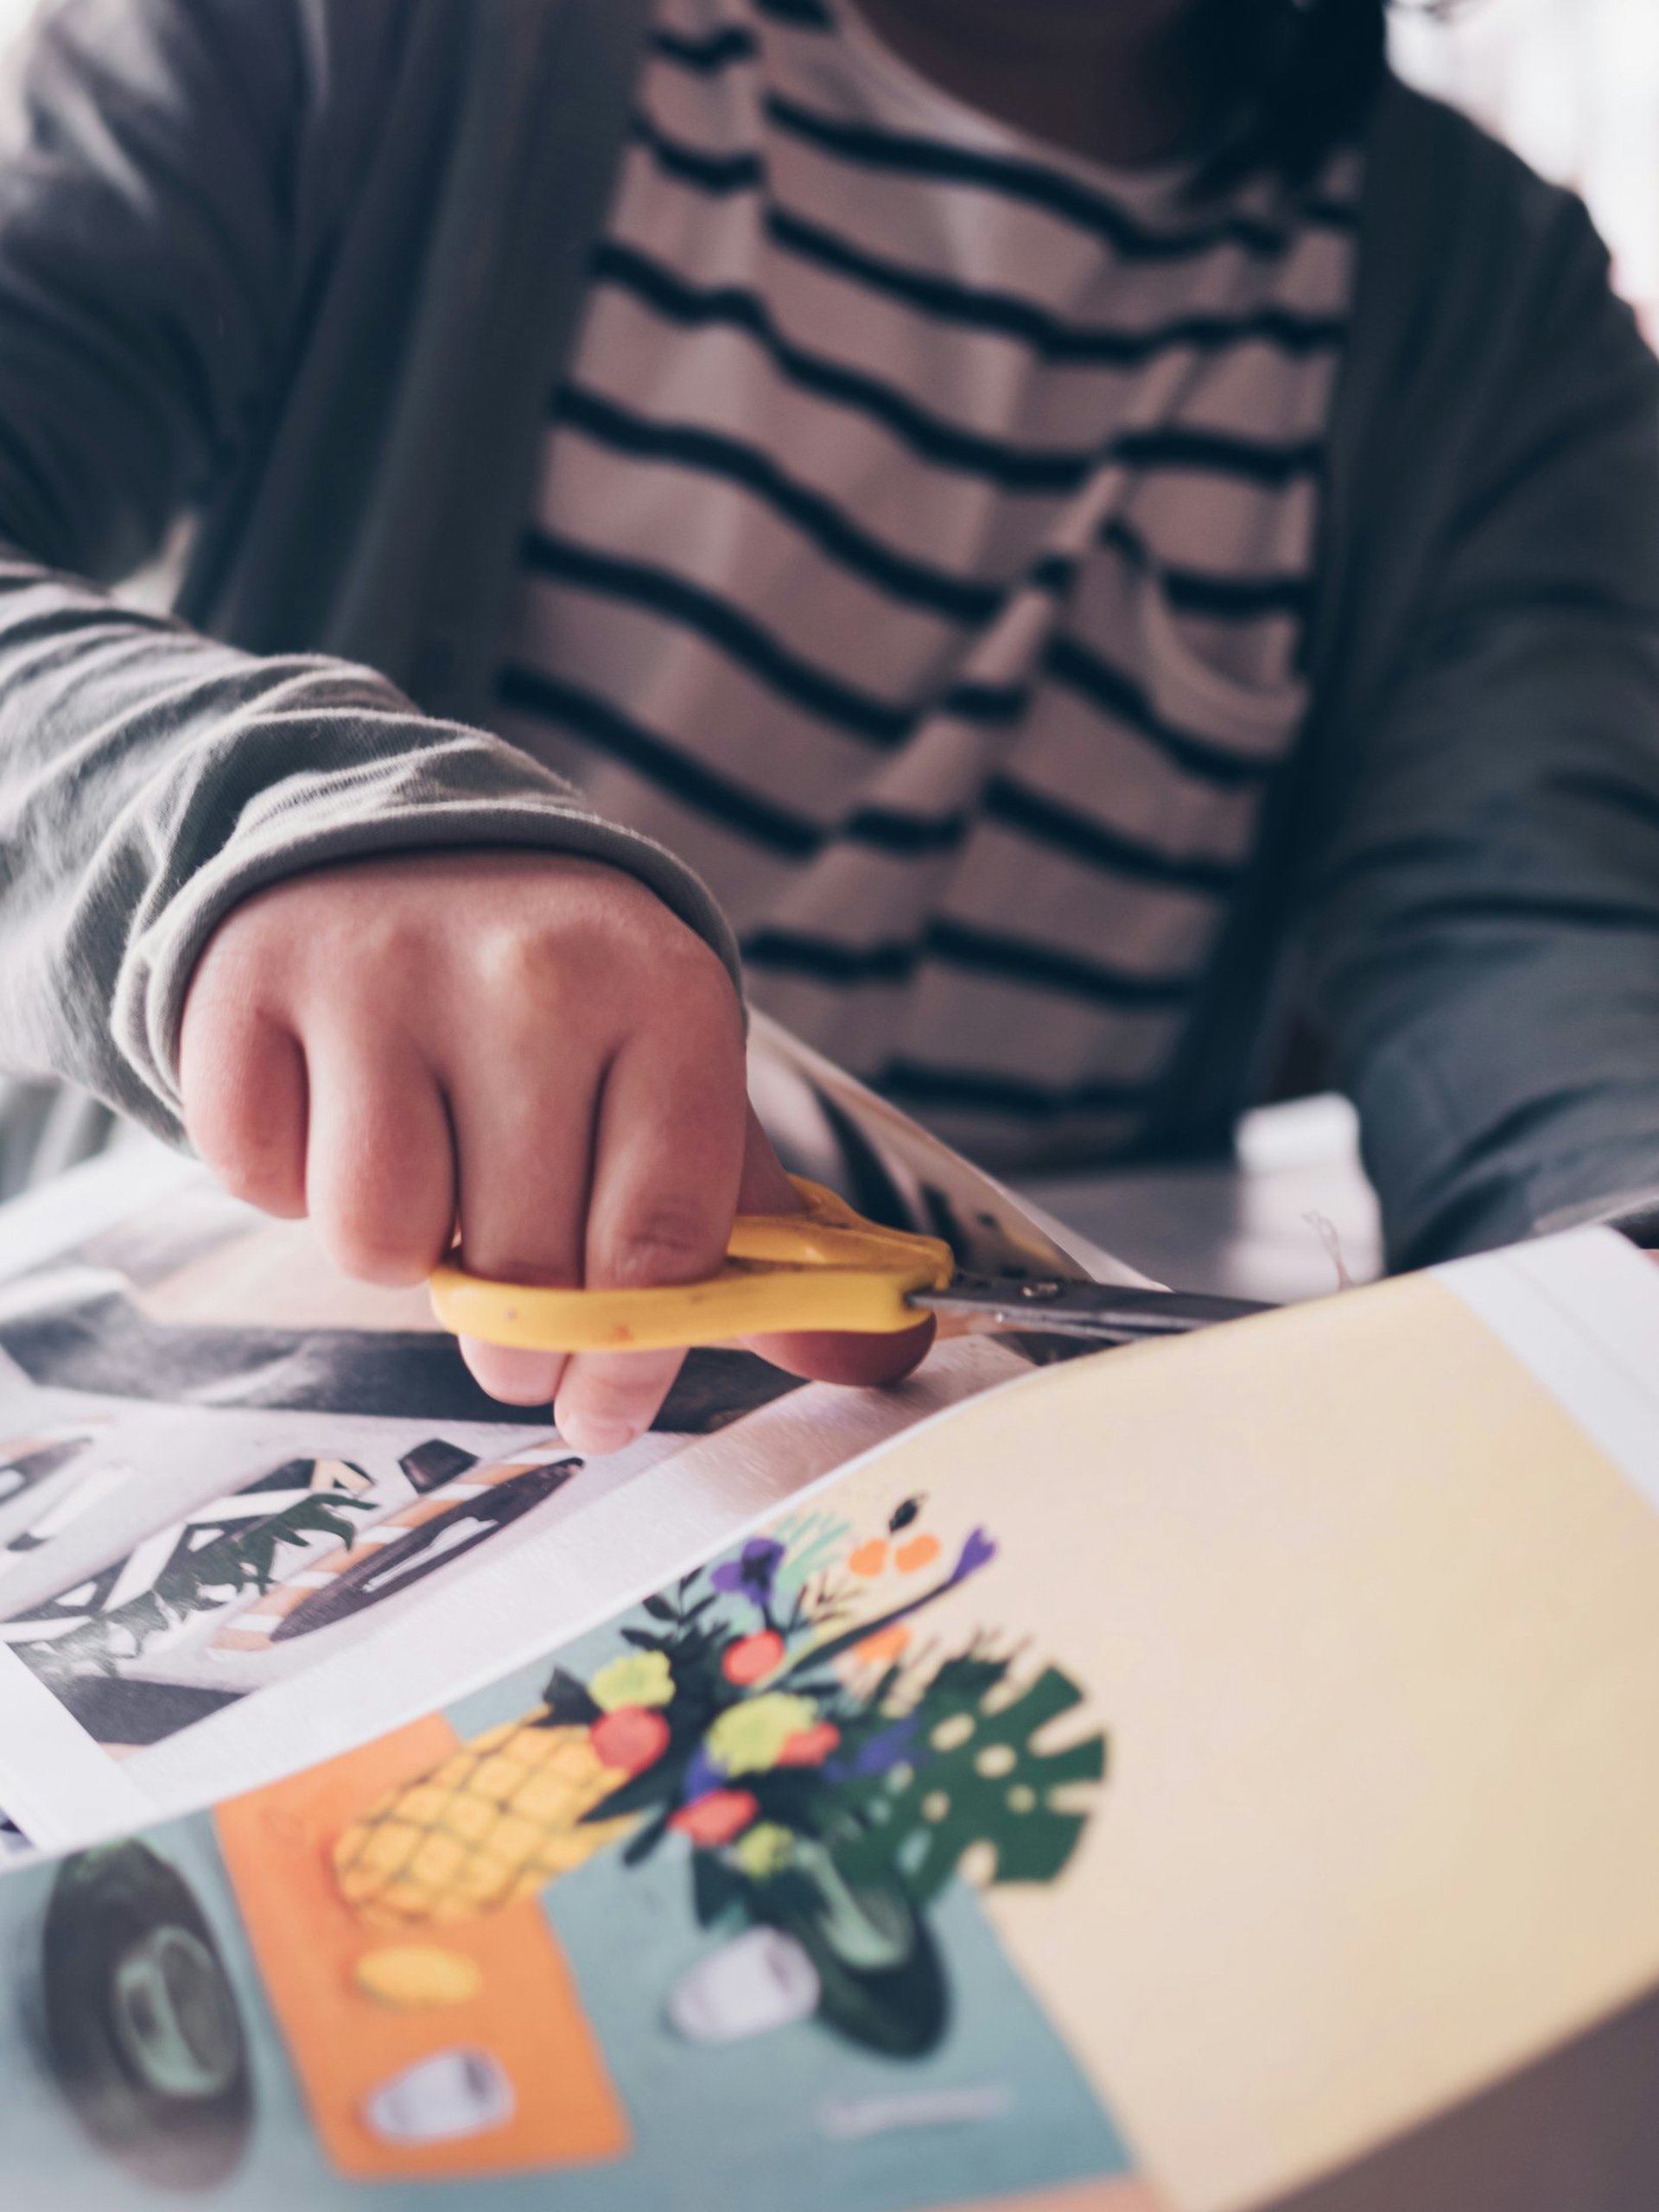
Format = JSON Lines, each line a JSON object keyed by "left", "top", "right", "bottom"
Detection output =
{"left": 474, "top": 923, "right": 573, "bottom": 1020}
{"left": 465, "top": 1341, "right": 564, "bottom": 1409}
{"left": 182, "top": 1054, "right": 305, "bottom": 1220}
{"left": 635, "top": 952, "right": 744, "bottom": 1071}
{"left": 556, "top": 1363, "right": 667, "bottom": 1446}
{"left": 180, "top": 983, "right": 257, "bottom": 1098}
{"left": 213, "top": 1143, "right": 302, "bottom": 1218}
{"left": 325, "top": 1217, "right": 435, "bottom": 1288}
{"left": 462, "top": 1245, "right": 578, "bottom": 1290}
{"left": 653, "top": 925, "right": 736, "bottom": 1003}
{"left": 191, "top": 899, "right": 290, "bottom": 1010}
{"left": 464, "top": 880, "right": 739, "bottom": 1059}
{"left": 355, "top": 915, "right": 430, "bottom": 999}
{"left": 565, "top": 1371, "right": 638, "bottom": 1425}
{"left": 604, "top": 1200, "right": 721, "bottom": 1288}
{"left": 319, "top": 1184, "right": 442, "bottom": 1287}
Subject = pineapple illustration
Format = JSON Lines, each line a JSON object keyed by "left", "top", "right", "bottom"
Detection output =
{"left": 333, "top": 1710, "right": 638, "bottom": 1929}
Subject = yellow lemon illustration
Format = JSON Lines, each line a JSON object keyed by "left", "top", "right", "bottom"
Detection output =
{"left": 704, "top": 1693, "right": 819, "bottom": 1777}
{"left": 589, "top": 1649, "right": 676, "bottom": 1711}
{"left": 353, "top": 1945, "right": 484, "bottom": 2010}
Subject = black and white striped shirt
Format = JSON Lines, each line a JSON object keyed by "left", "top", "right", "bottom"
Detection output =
{"left": 496, "top": 0, "right": 1360, "bottom": 1170}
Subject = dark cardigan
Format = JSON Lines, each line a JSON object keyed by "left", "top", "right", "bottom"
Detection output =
{"left": 0, "top": 0, "right": 1654, "bottom": 1264}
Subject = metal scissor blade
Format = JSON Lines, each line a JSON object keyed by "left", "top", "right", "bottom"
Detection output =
{"left": 912, "top": 1274, "right": 1272, "bottom": 1343}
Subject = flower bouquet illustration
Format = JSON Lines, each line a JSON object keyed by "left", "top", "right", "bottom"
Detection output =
{"left": 333, "top": 1500, "right": 1107, "bottom": 2057}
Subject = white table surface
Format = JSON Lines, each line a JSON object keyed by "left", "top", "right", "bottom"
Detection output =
{"left": 1021, "top": 1092, "right": 1382, "bottom": 1307}
{"left": 0, "top": 1091, "right": 1384, "bottom": 1310}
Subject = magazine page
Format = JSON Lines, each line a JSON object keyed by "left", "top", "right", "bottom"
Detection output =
{"left": 0, "top": 1024, "right": 1141, "bottom": 1855}
{"left": 0, "top": 1406, "right": 1160, "bottom": 2212}
{"left": 747, "top": 1013, "right": 1154, "bottom": 1289}
{"left": 5, "top": 1228, "right": 1659, "bottom": 2210}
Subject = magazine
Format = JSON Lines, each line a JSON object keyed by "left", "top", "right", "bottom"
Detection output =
{"left": 4, "top": 1225, "right": 1659, "bottom": 2209}
{"left": 0, "top": 1020, "right": 1136, "bottom": 1855}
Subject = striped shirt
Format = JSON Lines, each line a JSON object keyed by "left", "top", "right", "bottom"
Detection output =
{"left": 495, "top": 0, "right": 1360, "bottom": 1171}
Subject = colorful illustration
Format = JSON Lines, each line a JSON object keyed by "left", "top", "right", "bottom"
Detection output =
{"left": 0, "top": 1046, "right": 1148, "bottom": 2209}
{"left": 217, "top": 1718, "right": 630, "bottom": 2182}
{"left": 10, "top": 1121, "right": 1659, "bottom": 2212}
{"left": 0, "top": 1434, "right": 567, "bottom": 1756}
{"left": 0, "top": 1457, "right": 387, "bottom": 1769}
{"left": 0, "top": 1035, "right": 1073, "bottom": 1836}
{"left": 2, "top": 1440, "right": 1140, "bottom": 2210}
{"left": 329, "top": 1498, "right": 1107, "bottom": 2062}
{"left": 0, "top": 1432, "right": 594, "bottom": 1757}
{"left": 2, "top": 1457, "right": 378, "bottom": 1678}
{"left": 0, "top": 1235, "right": 1029, "bottom": 1802}
{"left": 212, "top": 1442, "right": 580, "bottom": 1653}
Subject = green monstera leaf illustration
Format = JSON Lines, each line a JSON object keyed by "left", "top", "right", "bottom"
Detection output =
{"left": 834, "top": 1656, "right": 1107, "bottom": 1904}
{"left": 29, "top": 1493, "right": 373, "bottom": 1679}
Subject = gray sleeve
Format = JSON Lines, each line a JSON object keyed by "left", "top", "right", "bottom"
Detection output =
{"left": 0, "top": 0, "right": 739, "bottom": 1142}
{"left": 1306, "top": 190, "right": 1659, "bottom": 1267}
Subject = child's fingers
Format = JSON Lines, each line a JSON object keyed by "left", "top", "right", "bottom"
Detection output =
{"left": 442, "top": 1027, "right": 607, "bottom": 1413}
{"left": 734, "top": 1109, "right": 938, "bottom": 1386}
{"left": 550, "top": 968, "right": 748, "bottom": 1455}
{"left": 747, "top": 1314, "right": 938, "bottom": 1386}
{"left": 179, "top": 988, "right": 308, "bottom": 1221}
{"left": 300, "top": 1027, "right": 456, "bottom": 1287}
{"left": 177, "top": 852, "right": 935, "bottom": 1436}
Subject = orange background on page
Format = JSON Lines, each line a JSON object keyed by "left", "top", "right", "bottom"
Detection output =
{"left": 215, "top": 1715, "right": 630, "bottom": 2182}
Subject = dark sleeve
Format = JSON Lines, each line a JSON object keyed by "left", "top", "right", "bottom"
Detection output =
{"left": 0, "top": 0, "right": 740, "bottom": 1140}
{"left": 1305, "top": 181, "right": 1659, "bottom": 1266}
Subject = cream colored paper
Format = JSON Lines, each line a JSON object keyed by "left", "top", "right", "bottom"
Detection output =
{"left": 719, "top": 1251, "right": 1659, "bottom": 2209}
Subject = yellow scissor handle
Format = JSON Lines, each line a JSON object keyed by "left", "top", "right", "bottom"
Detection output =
{"left": 429, "top": 1177, "right": 956, "bottom": 1354}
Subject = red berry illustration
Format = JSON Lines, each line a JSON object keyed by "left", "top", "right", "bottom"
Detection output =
{"left": 721, "top": 1630, "right": 786, "bottom": 1687}
{"left": 776, "top": 1721, "right": 841, "bottom": 1768}
{"left": 591, "top": 1705, "right": 671, "bottom": 1776}
{"left": 670, "top": 1789, "right": 760, "bottom": 1848}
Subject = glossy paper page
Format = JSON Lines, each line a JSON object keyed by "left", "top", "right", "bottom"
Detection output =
{"left": 5, "top": 1230, "right": 1659, "bottom": 2209}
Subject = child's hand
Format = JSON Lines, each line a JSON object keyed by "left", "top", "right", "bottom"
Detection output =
{"left": 178, "top": 849, "right": 931, "bottom": 1450}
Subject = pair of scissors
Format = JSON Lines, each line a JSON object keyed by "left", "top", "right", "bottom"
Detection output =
{"left": 429, "top": 1177, "right": 1268, "bottom": 1355}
